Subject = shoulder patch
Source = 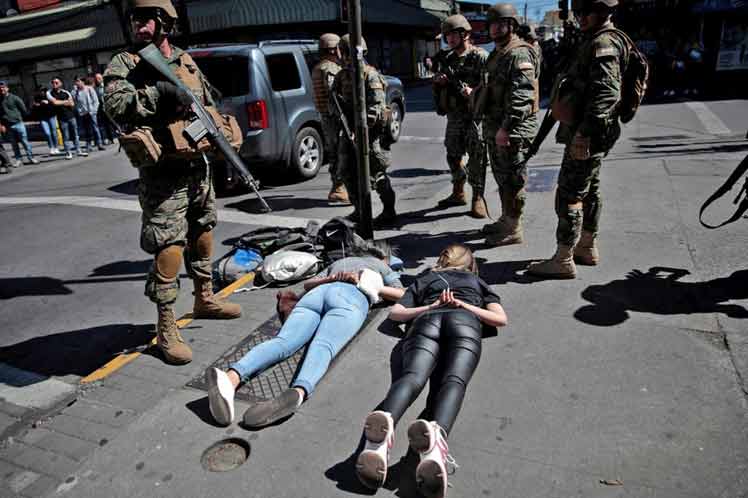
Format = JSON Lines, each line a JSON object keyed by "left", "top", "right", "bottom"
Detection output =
{"left": 595, "top": 46, "right": 617, "bottom": 58}
{"left": 517, "top": 61, "right": 534, "bottom": 71}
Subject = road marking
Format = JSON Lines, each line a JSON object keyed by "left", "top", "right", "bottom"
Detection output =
{"left": 0, "top": 362, "right": 76, "bottom": 409}
{"left": 80, "top": 272, "right": 256, "bottom": 384}
{"left": 685, "top": 101, "right": 732, "bottom": 136}
{"left": 399, "top": 135, "right": 443, "bottom": 142}
{"left": 0, "top": 196, "right": 322, "bottom": 228}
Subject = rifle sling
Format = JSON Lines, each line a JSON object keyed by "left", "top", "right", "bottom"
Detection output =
{"left": 699, "top": 154, "right": 748, "bottom": 229}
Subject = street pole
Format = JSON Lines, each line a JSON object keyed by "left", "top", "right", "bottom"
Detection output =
{"left": 523, "top": 2, "right": 528, "bottom": 24}
{"left": 347, "top": 0, "right": 373, "bottom": 239}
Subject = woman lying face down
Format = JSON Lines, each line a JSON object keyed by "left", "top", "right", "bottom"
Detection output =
{"left": 355, "top": 243, "right": 506, "bottom": 498}
{"left": 206, "top": 242, "right": 406, "bottom": 428}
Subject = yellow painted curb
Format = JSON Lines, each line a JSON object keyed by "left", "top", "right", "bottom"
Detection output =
{"left": 80, "top": 272, "right": 256, "bottom": 384}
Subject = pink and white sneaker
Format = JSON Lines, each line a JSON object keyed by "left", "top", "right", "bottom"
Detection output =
{"left": 356, "top": 410, "right": 394, "bottom": 489}
{"left": 408, "top": 419, "right": 458, "bottom": 498}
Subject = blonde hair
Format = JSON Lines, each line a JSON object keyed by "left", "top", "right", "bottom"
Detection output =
{"left": 434, "top": 244, "right": 478, "bottom": 274}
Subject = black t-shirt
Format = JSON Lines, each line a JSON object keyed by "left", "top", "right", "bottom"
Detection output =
{"left": 398, "top": 269, "right": 501, "bottom": 309}
{"left": 48, "top": 88, "right": 75, "bottom": 121}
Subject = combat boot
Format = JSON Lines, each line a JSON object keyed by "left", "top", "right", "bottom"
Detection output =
{"left": 470, "top": 194, "right": 488, "bottom": 219}
{"left": 574, "top": 231, "right": 599, "bottom": 266}
{"left": 156, "top": 305, "right": 192, "bottom": 365}
{"left": 373, "top": 208, "right": 397, "bottom": 228}
{"left": 193, "top": 278, "right": 242, "bottom": 319}
{"left": 437, "top": 179, "right": 467, "bottom": 207}
{"left": 485, "top": 217, "right": 524, "bottom": 246}
{"left": 526, "top": 245, "right": 577, "bottom": 279}
{"left": 328, "top": 183, "right": 350, "bottom": 203}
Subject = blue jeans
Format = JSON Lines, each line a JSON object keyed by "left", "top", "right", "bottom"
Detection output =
{"left": 58, "top": 117, "right": 80, "bottom": 153}
{"left": 5, "top": 122, "right": 33, "bottom": 161}
{"left": 39, "top": 116, "right": 59, "bottom": 149}
{"left": 79, "top": 113, "right": 102, "bottom": 150}
{"left": 229, "top": 282, "right": 369, "bottom": 396}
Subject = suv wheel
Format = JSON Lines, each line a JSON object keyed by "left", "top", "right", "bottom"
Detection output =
{"left": 291, "top": 127, "right": 322, "bottom": 179}
{"left": 388, "top": 101, "right": 403, "bottom": 143}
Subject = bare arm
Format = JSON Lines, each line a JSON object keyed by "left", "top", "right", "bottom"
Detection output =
{"left": 379, "top": 286, "right": 405, "bottom": 302}
{"left": 388, "top": 290, "right": 507, "bottom": 328}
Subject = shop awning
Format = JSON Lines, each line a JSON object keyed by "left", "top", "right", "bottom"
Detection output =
{"left": 186, "top": 0, "right": 440, "bottom": 34}
{"left": 693, "top": 0, "right": 748, "bottom": 12}
{"left": 0, "top": 3, "right": 126, "bottom": 64}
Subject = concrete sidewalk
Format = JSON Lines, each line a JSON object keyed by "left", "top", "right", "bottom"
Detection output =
{"left": 1, "top": 101, "right": 747, "bottom": 498}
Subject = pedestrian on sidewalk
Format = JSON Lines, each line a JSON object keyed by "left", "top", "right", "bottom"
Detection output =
{"left": 431, "top": 15, "right": 489, "bottom": 218}
{"left": 355, "top": 244, "right": 506, "bottom": 497}
{"left": 48, "top": 78, "right": 85, "bottom": 159}
{"left": 32, "top": 86, "right": 61, "bottom": 155}
{"left": 104, "top": 0, "right": 242, "bottom": 365}
{"left": 527, "top": 0, "right": 628, "bottom": 279}
{"left": 0, "top": 143, "right": 12, "bottom": 174}
{"left": 94, "top": 73, "right": 117, "bottom": 145}
{"left": 73, "top": 75, "right": 105, "bottom": 152}
{"left": 0, "top": 81, "right": 40, "bottom": 166}
{"left": 479, "top": 3, "right": 540, "bottom": 247}
{"left": 206, "top": 244, "right": 405, "bottom": 428}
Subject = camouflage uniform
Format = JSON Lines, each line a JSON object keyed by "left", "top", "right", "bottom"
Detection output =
{"left": 103, "top": 46, "right": 217, "bottom": 305}
{"left": 553, "top": 24, "right": 628, "bottom": 247}
{"left": 482, "top": 35, "right": 539, "bottom": 231}
{"left": 312, "top": 57, "right": 343, "bottom": 187}
{"left": 440, "top": 46, "right": 488, "bottom": 192}
{"left": 332, "top": 63, "right": 396, "bottom": 220}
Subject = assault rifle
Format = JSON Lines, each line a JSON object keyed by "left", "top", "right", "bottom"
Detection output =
{"left": 330, "top": 89, "right": 356, "bottom": 149}
{"left": 524, "top": 108, "right": 557, "bottom": 164}
{"left": 138, "top": 44, "right": 271, "bottom": 213}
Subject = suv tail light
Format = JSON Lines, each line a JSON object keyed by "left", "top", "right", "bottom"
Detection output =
{"left": 247, "top": 100, "right": 269, "bottom": 130}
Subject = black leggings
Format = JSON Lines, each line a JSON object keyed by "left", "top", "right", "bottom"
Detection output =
{"left": 377, "top": 310, "right": 482, "bottom": 434}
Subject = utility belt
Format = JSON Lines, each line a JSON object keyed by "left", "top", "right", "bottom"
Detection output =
{"left": 119, "top": 108, "right": 242, "bottom": 169}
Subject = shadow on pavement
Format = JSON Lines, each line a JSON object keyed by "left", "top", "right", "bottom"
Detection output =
{"left": 108, "top": 179, "right": 139, "bottom": 195}
{"left": 389, "top": 168, "right": 446, "bottom": 179}
{"left": 0, "top": 277, "right": 73, "bottom": 300}
{"left": 0, "top": 324, "right": 154, "bottom": 378}
{"left": 88, "top": 259, "right": 151, "bottom": 276}
{"left": 227, "top": 194, "right": 349, "bottom": 213}
{"left": 185, "top": 397, "right": 228, "bottom": 428}
{"left": 575, "top": 267, "right": 748, "bottom": 326}
{"left": 479, "top": 259, "right": 542, "bottom": 285}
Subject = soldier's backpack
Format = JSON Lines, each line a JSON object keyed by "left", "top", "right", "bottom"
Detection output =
{"left": 316, "top": 217, "right": 370, "bottom": 262}
{"left": 599, "top": 28, "right": 649, "bottom": 124}
{"left": 235, "top": 222, "right": 319, "bottom": 256}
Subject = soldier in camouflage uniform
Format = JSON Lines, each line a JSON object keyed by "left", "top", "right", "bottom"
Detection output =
{"left": 331, "top": 35, "right": 397, "bottom": 226}
{"left": 103, "top": 0, "right": 241, "bottom": 365}
{"left": 312, "top": 33, "right": 349, "bottom": 204}
{"left": 527, "top": 0, "right": 628, "bottom": 278}
{"left": 433, "top": 15, "right": 489, "bottom": 218}
{"left": 479, "top": 3, "right": 539, "bottom": 246}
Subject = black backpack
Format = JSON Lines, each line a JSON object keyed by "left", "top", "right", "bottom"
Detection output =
{"left": 316, "top": 217, "right": 371, "bottom": 262}
{"left": 235, "top": 221, "right": 319, "bottom": 256}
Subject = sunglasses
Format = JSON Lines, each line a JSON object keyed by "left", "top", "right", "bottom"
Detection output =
{"left": 130, "top": 10, "right": 158, "bottom": 24}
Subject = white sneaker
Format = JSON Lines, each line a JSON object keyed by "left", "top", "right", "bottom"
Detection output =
{"left": 65, "top": 152, "right": 73, "bottom": 160}
{"left": 206, "top": 367, "right": 235, "bottom": 426}
{"left": 356, "top": 410, "right": 394, "bottom": 489}
{"left": 408, "top": 420, "right": 457, "bottom": 498}
{"left": 78, "top": 151, "right": 88, "bottom": 157}
{"left": 49, "top": 148, "right": 60, "bottom": 155}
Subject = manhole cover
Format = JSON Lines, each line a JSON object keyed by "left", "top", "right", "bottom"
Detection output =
{"left": 201, "top": 438, "right": 251, "bottom": 472}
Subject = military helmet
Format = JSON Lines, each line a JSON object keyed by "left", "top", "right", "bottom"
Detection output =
{"left": 339, "top": 34, "right": 367, "bottom": 55}
{"left": 131, "top": 0, "right": 177, "bottom": 18}
{"left": 487, "top": 3, "right": 520, "bottom": 24}
{"left": 571, "top": 0, "right": 618, "bottom": 10}
{"left": 441, "top": 15, "right": 472, "bottom": 35}
{"left": 319, "top": 33, "right": 340, "bottom": 50}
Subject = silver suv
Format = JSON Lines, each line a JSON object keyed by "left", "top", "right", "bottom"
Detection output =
{"left": 188, "top": 40, "right": 406, "bottom": 188}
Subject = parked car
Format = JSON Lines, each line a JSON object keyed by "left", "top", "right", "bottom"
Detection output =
{"left": 188, "top": 40, "right": 406, "bottom": 189}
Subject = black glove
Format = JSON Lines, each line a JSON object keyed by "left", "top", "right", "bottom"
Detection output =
{"left": 156, "top": 81, "right": 192, "bottom": 110}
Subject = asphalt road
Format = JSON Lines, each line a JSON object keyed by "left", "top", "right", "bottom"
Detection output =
{"left": 1, "top": 87, "right": 747, "bottom": 498}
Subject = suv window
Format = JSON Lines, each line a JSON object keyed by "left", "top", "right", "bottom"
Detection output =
{"left": 265, "top": 53, "right": 302, "bottom": 91}
{"left": 302, "top": 49, "right": 320, "bottom": 73}
{"left": 193, "top": 55, "right": 249, "bottom": 98}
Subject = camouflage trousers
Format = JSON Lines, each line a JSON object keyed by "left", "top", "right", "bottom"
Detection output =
{"left": 484, "top": 119, "right": 529, "bottom": 218}
{"left": 444, "top": 112, "right": 486, "bottom": 192}
{"left": 338, "top": 134, "right": 395, "bottom": 210}
{"left": 555, "top": 147, "right": 604, "bottom": 247}
{"left": 139, "top": 162, "right": 217, "bottom": 304}
{"left": 321, "top": 113, "right": 342, "bottom": 185}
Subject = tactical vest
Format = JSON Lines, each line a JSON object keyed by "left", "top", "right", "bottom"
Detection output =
{"left": 312, "top": 59, "right": 341, "bottom": 115}
{"left": 484, "top": 38, "right": 540, "bottom": 117}
{"left": 338, "top": 65, "right": 386, "bottom": 109}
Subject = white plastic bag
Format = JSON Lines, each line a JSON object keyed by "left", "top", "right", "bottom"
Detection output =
{"left": 260, "top": 250, "right": 320, "bottom": 285}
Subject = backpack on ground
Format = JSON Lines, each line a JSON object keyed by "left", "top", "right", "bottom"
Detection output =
{"left": 599, "top": 28, "right": 649, "bottom": 124}
{"left": 316, "top": 217, "right": 370, "bottom": 262}
{"left": 235, "top": 221, "right": 319, "bottom": 256}
{"left": 259, "top": 250, "right": 321, "bottom": 286}
{"left": 215, "top": 247, "right": 263, "bottom": 285}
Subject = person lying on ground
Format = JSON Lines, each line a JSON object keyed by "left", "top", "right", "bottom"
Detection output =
{"left": 206, "top": 242, "right": 405, "bottom": 428}
{"left": 354, "top": 243, "right": 507, "bottom": 498}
